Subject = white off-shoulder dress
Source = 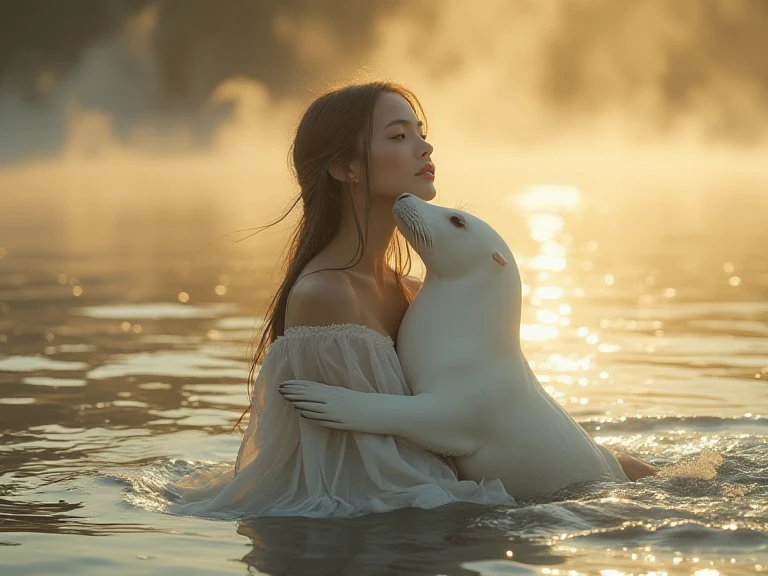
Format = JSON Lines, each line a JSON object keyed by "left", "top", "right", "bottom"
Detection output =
{"left": 167, "top": 324, "right": 511, "bottom": 518}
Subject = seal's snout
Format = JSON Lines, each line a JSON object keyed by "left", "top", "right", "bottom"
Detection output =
{"left": 392, "top": 193, "right": 432, "bottom": 252}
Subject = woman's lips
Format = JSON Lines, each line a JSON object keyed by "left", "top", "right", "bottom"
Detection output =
{"left": 415, "top": 163, "right": 435, "bottom": 179}
{"left": 415, "top": 163, "right": 435, "bottom": 176}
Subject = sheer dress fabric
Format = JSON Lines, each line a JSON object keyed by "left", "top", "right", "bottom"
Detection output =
{"left": 167, "top": 324, "right": 512, "bottom": 518}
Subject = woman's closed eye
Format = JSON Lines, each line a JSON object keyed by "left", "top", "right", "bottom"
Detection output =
{"left": 393, "top": 133, "right": 429, "bottom": 141}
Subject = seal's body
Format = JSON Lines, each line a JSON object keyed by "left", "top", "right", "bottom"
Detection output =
{"left": 397, "top": 284, "right": 627, "bottom": 496}
{"left": 282, "top": 194, "right": 628, "bottom": 498}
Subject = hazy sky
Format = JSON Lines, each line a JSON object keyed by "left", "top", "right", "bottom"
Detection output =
{"left": 2, "top": 0, "right": 768, "bottom": 161}
{"left": 1, "top": 0, "right": 766, "bottom": 223}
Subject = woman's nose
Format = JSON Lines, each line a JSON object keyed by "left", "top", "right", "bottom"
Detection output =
{"left": 420, "top": 140, "right": 434, "bottom": 157}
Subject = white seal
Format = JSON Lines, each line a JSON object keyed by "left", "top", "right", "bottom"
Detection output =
{"left": 281, "top": 193, "right": 628, "bottom": 498}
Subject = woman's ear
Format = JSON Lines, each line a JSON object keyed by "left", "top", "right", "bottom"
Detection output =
{"left": 328, "top": 160, "right": 349, "bottom": 183}
{"left": 328, "top": 159, "right": 360, "bottom": 183}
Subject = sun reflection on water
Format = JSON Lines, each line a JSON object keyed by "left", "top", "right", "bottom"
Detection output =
{"left": 514, "top": 185, "right": 596, "bottom": 409}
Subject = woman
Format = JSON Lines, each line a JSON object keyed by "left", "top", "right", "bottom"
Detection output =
{"left": 167, "top": 80, "right": 512, "bottom": 518}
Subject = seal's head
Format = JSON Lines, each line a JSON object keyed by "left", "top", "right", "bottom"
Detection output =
{"left": 393, "top": 194, "right": 516, "bottom": 281}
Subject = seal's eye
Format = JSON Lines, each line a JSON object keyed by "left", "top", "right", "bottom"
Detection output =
{"left": 449, "top": 215, "right": 466, "bottom": 229}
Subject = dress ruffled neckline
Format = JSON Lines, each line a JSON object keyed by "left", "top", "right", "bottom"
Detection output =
{"left": 277, "top": 323, "right": 396, "bottom": 349}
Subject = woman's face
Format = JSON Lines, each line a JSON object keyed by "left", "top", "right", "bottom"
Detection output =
{"left": 364, "top": 92, "right": 436, "bottom": 202}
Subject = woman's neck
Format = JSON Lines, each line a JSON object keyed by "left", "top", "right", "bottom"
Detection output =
{"left": 322, "top": 196, "right": 398, "bottom": 287}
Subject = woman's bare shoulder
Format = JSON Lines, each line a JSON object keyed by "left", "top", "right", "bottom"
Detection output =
{"left": 285, "top": 270, "right": 363, "bottom": 329}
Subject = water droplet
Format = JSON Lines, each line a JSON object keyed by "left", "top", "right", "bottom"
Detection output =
{"left": 178, "top": 292, "right": 189, "bottom": 303}
{"left": 72, "top": 286, "right": 83, "bottom": 297}
{"left": 214, "top": 284, "right": 227, "bottom": 296}
{"left": 728, "top": 276, "right": 741, "bottom": 286}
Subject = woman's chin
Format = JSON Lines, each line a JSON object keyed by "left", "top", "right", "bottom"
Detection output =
{"left": 378, "top": 184, "right": 436, "bottom": 203}
{"left": 413, "top": 184, "right": 437, "bottom": 201}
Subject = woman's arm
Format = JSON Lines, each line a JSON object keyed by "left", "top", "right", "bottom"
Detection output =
{"left": 279, "top": 381, "right": 479, "bottom": 457}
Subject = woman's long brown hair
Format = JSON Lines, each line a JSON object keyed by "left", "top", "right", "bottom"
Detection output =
{"left": 233, "top": 80, "right": 427, "bottom": 430}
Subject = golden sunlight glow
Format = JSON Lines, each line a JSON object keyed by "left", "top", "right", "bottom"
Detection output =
{"left": 0, "top": 5, "right": 766, "bottom": 574}
{"left": 512, "top": 185, "right": 582, "bottom": 213}
{"left": 536, "top": 309, "right": 560, "bottom": 325}
{"left": 535, "top": 286, "right": 564, "bottom": 300}
{"left": 525, "top": 214, "right": 565, "bottom": 242}
{"left": 528, "top": 255, "right": 567, "bottom": 272}
{"left": 520, "top": 324, "right": 559, "bottom": 342}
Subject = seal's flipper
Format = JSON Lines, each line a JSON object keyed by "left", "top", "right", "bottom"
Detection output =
{"left": 281, "top": 381, "right": 478, "bottom": 457}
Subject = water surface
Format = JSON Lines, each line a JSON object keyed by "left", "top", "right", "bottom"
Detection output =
{"left": 1, "top": 186, "right": 766, "bottom": 575}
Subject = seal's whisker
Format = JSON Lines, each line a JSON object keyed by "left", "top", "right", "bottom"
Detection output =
{"left": 394, "top": 203, "right": 432, "bottom": 252}
{"left": 414, "top": 218, "right": 429, "bottom": 251}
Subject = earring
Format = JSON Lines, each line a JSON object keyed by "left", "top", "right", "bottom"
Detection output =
{"left": 348, "top": 176, "right": 359, "bottom": 184}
